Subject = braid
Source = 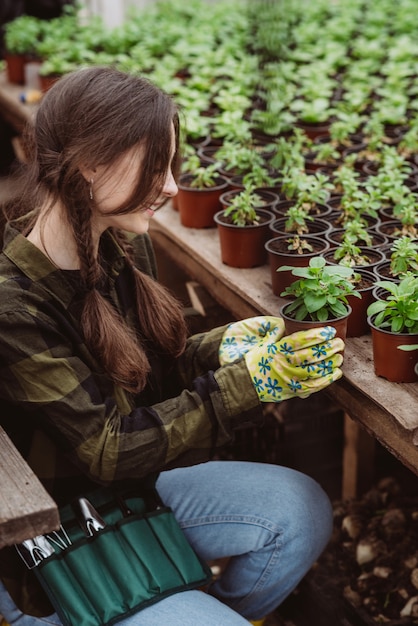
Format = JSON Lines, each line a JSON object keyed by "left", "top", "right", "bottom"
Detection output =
{"left": 73, "top": 207, "right": 151, "bottom": 392}
{"left": 116, "top": 230, "right": 187, "bottom": 358}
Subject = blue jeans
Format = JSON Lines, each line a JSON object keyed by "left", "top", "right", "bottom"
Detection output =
{"left": 0, "top": 460, "right": 333, "bottom": 625}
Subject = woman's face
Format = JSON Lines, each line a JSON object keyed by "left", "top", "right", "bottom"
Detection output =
{"left": 90, "top": 128, "right": 177, "bottom": 236}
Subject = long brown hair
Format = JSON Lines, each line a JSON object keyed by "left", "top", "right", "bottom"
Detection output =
{"left": 7, "top": 66, "right": 187, "bottom": 392}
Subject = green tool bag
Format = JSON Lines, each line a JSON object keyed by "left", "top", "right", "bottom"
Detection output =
{"left": 25, "top": 486, "right": 213, "bottom": 626}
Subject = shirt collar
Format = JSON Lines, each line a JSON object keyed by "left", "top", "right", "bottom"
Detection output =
{"left": 2, "top": 223, "right": 127, "bottom": 305}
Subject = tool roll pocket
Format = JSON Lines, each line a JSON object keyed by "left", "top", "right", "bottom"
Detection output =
{"left": 29, "top": 490, "right": 212, "bottom": 626}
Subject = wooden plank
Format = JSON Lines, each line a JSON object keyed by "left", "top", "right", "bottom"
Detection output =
{"left": 342, "top": 336, "right": 418, "bottom": 432}
{"left": 0, "top": 426, "right": 59, "bottom": 547}
{"left": 326, "top": 379, "right": 418, "bottom": 476}
{"left": 342, "top": 414, "right": 376, "bottom": 499}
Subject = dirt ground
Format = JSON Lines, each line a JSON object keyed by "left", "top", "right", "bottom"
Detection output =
{"left": 300, "top": 476, "right": 418, "bottom": 625}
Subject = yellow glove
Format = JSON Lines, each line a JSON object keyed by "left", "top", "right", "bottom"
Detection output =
{"left": 219, "top": 316, "right": 285, "bottom": 365}
{"left": 244, "top": 326, "right": 344, "bottom": 402}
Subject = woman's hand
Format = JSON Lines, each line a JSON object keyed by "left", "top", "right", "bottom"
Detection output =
{"left": 244, "top": 326, "right": 344, "bottom": 403}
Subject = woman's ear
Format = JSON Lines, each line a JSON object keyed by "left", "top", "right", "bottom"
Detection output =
{"left": 79, "top": 165, "right": 97, "bottom": 183}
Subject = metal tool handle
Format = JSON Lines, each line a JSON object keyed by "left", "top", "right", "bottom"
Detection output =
{"left": 73, "top": 497, "right": 106, "bottom": 537}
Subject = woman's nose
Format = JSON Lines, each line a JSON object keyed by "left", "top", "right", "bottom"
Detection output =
{"left": 163, "top": 171, "right": 178, "bottom": 197}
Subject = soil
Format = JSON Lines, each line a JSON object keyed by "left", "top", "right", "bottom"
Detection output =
{"left": 326, "top": 229, "right": 387, "bottom": 248}
{"left": 306, "top": 477, "right": 418, "bottom": 624}
{"left": 324, "top": 246, "right": 385, "bottom": 269}
{"left": 266, "top": 235, "right": 328, "bottom": 255}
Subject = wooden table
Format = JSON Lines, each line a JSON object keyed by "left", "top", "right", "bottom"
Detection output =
{"left": 150, "top": 205, "right": 418, "bottom": 492}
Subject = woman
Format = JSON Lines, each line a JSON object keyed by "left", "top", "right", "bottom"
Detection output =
{"left": 0, "top": 66, "right": 344, "bottom": 625}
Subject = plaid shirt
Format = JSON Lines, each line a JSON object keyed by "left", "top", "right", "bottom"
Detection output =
{"left": 0, "top": 223, "right": 263, "bottom": 615}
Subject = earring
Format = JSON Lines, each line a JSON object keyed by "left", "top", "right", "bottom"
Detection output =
{"left": 89, "top": 179, "right": 94, "bottom": 200}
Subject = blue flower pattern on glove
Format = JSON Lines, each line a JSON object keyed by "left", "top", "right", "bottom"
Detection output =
{"left": 219, "top": 317, "right": 286, "bottom": 365}
{"left": 258, "top": 356, "right": 272, "bottom": 375}
{"left": 279, "top": 342, "right": 295, "bottom": 357}
{"left": 317, "top": 359, "right": 334, "bottom": 376}
{"left": 288, "top": 379, "right": 303, "bottom": 392}
{"left": 242, "top": 335, "right": 258, "bottom": 348}
{"left": 312, "top": 344, "right": 327, "bottom": 359}
{"left": 266, "top": 342, "right": 279, "bottom": 356}
{"left": 252, "top": 376, "right": 264, "bottom": 394}
{"left": 320, "top": 326, "right": 336, "bottom": 341}
{"left": 300, "top": 359, "right": 316, "bottom": 373}
{"left": 265, "top": 377, "right": 282, "bottom": 397}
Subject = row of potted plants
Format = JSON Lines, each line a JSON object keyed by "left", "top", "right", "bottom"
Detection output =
{"left": 175, "top": 163, "right": 418, "bottom": 382}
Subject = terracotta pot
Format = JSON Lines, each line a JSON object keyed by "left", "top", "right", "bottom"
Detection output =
{"left": 326, "top": 211, "right": 381, "bottom": 231}
{"left": 196, "top": 145, "right": 221, "bottom": 166}
{"left": 39, "top": 73, "right": 61, "bottom": 92}
{"left": 220, "top": 189, "right": 278, "bottom": 213}
{"left": 177, "top": 174, "right": 229, "bottom": 228}
{"left": 373, "top": 260, "right": 401, "bottom": 283}
{"left": 368, "top": 316, "right": 418, "bottom": 383}
{"left": 269, "top": 216, "right": 331, "bottom": 238}
{"left": 324, "top": 247, "right": 386, "bottom": 272}
{"left": 265, "top": 235, "right": 330, "bottom": 297}
{"left": 325, "top": 228, "right": 388, "bottom": 249}
{"left": 376, "top": 219, "right": 417, "bottom": 242}
{"left": 5, "top": 53, "right": 26, "bottom": 85}
{"left": 303, "top": 150, "right": 340, "bottom": 173}
{"left": 346, "top": 269, "right": 376, "bottom": 337}
{"left": 280, "top": 301, "right": 351, "bottom": 343}
{"left": 295, "top": 119, "right": 333, "bottom": 141}
{"left": 214, "top": 208, "right": 275, "bottom": 268}
{"left": 378, "top": 206, "right": 400, "bottom": 222}
{"left": 225, "top": 176, "right": 282, "bottom": 198}
{"left": 273, "top": 199, "right": 332, "bottom": 219}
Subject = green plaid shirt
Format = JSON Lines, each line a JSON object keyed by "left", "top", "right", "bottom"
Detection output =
{"left": 0, "top": 223, "right": 262, "bottom": 615}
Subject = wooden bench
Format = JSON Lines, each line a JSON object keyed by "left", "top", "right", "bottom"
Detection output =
{"left": 0, "top": 425, "right": 59, "bottom": 548}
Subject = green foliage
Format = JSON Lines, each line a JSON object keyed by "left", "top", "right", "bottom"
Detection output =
{"left": 389, "top": 236, "right": 418, "bottom": 277}
{"left": 284, "top": 205, "right": 313, "bottom": 234}
{"left": 367, "top": 274, "right": 418, "bottom": 333}
{"left": 331, "top": 241, "right": 373, "bottom": 267}
{"left": 222, "top": 184, "right": 262, "bottom": 227}
{"left": 4, "top": 15, "right": 45, "bottom": 55}
{"left": 278, "top": 256, "right": 361, "bottom": 322}
{"left": 191, "top": 165, "right": 222, "bottom": 188}
{"left": 286, "top": 236, "right": 314, "bottom": 255}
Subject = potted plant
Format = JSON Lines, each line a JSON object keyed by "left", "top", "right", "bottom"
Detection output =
{"left": 374, "top": 236, "right": 418, "bottom": 281}
{"left": 38, "top": 55, "right": 78, "bottom": 91}
{"left": 324, "top": 241, "right": 386, "bottom": 271}
{"left": 265, "top": 234, "right": 330, "bottom": 297}
{"left": 3, "top": 14, "right": 45, "bottom": 84}
{"left": 325, "top": 217, "right": 388, "bottom": 250}
{"left": 277, "top": 256, "right": 361, "bottom": 341}
{"left": 177, "top": 154, "right": 229, "bottom": 228}
{"left": 213, "top": 184, "right": 275, "bottom": 267}
{"left": 367, "top": 274, "right": 418, "bottom": 382}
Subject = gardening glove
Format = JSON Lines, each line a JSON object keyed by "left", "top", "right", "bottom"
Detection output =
{"left": 219, "top": 316, "right": 285, "bottom": 365}
{"left": 244, "top": 326, "right": 344, "bottom": 403}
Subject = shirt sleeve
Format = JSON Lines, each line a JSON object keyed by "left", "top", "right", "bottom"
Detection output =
{"left": 0, "top": 308, "right": 263, "bottom": 486}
